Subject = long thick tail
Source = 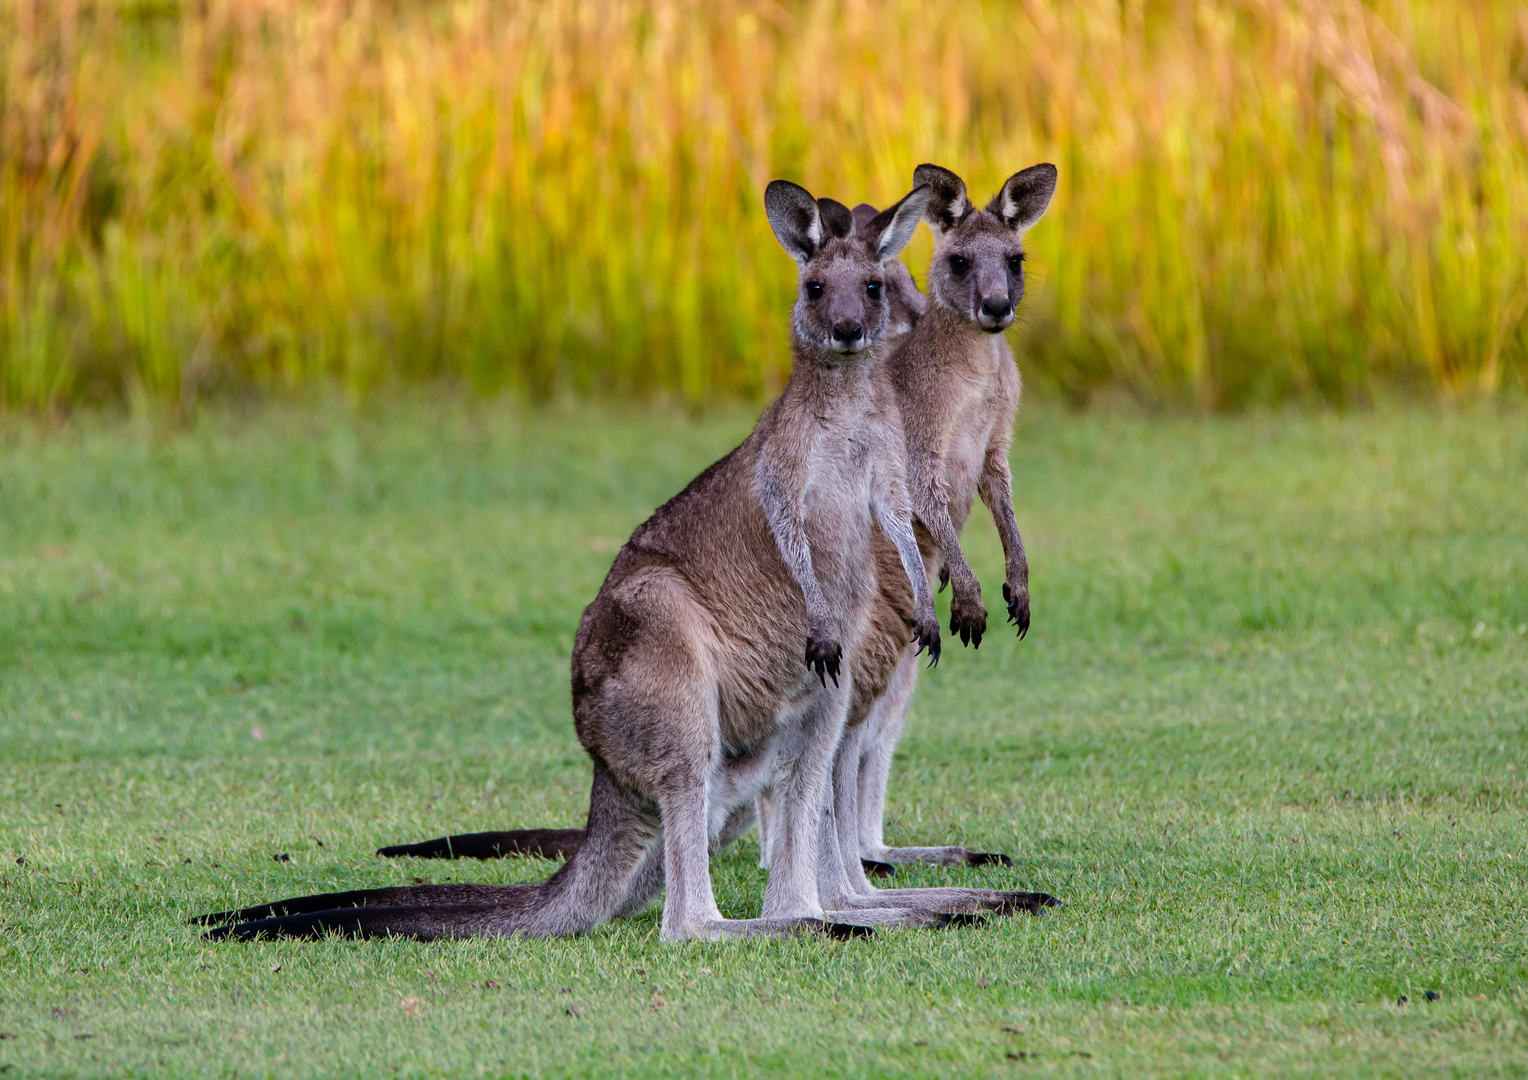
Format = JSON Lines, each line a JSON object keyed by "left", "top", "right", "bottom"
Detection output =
{"left": 202, "top": 766, "right": 656, "bottom": 941}
{"left": 377, "top": 828, "right": 585, "bottom": 861}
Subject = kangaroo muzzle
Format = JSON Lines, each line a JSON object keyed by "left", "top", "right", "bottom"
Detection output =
{"left": 831, "top": 318, "right": 867, "bottom": 353}
{"left": 977, "top": 295, "right": 1014, "bottom": 333}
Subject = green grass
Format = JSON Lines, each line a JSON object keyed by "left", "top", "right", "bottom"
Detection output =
{"left": 1, "top": 398, "right": 1526, "bottom": 1078}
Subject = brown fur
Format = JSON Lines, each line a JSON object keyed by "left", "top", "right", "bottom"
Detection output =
{"left": 200, "top": 181, "right": 1003, "bottom": 943}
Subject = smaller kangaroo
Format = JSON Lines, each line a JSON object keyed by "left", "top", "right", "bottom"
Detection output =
{"left": 816, "top": 163, "right": 1059, "bottom": 909}
{"left": 198, "top": 180, "right": 993, "bottom": 942}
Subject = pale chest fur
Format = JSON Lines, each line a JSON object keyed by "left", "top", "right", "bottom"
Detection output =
{"left": 801, "top": 408, "right": 881, "bottom": 605}
{"left": 939, "top": 341, "right": 1015, "bottom": 533}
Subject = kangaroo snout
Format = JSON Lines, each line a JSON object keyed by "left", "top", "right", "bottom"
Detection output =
{"left": 831, "top": 318, "right": 866, "bottom": 352}
{"left": 978, "top": 297, "right": 1013, "bottom": 332}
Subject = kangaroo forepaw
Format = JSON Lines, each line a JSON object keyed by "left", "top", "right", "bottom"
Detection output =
{"left": 912, "top": 617, "right": 942, "bottom": 668}
{"left": 804, "top": 638, "right": 843, "bottom": 687}
{"left": 1003, "top": 581, "right": 1030, "bottom": 640}
{"left": 948, "top": 590, "right": 987, "bottom": 649}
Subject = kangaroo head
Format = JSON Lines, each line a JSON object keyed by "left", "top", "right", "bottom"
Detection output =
{"left": 851, "top": 203, "right": 928, "bottom": 339}
{"left": 912, "top": 163, "right": 1057, "bottom": 334}
{"left": 765, "top": 180, "right": 932, "bottom": 356}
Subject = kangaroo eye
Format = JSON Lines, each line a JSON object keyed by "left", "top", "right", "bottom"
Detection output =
{"left": 865, "top": 281, "right": 883, "bottom": 298}
{"left": 1008, "top": 254, "right": 1025, "bottom": 273}
{"left": 948, "top": 255, "right": 969, "bottom": 275}
{"left": 805, "top": 282, "right": 824, "bottom": 301}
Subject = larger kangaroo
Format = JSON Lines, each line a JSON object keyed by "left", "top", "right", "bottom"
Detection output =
{"left": 199, "top": 181, "right": 1052, "bottom": 942}
{"left": 380, "top": 165, "right": 1060, "bottom": 883}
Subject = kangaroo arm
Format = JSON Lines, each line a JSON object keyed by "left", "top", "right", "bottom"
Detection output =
{"left": 908, "top": 449, "right": 979, "bottom": 594}
{"left": 977, "top": 436, "right": 1027, "bottom": 587}
{"left": 976, "top": 427, "right": 1030, "bottom": 637}
{"left": 755, "top": 455, "right": 831, "bottom": 626}
{"left": 754, "top": 444, "right": 840, "bottom": 683}
{"left": 871, "top": 449, "right": 942, "bottom": 663}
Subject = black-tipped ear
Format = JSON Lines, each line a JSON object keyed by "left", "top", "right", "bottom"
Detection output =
{"left": 765, "top": 180, "right": 823, "bottom": 264}
{"left": 850, "top": 203, "right": 880, "bottom": 236}
{"left": 987, "top": 164, "right": 1057, "bottom": 231}
{"left": 912, "top": 164, "right": 971, "bottom": 235}
{"left": 817, "top": 198, "right": 854, "bottom": 241}
{"left": 861, "top": 184, "right": 931, "bottom": 262}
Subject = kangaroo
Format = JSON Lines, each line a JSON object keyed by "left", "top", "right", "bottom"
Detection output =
{"left": 197, "top": 180, "right": 1050, "bottom": 942}
{"left": 372, "top": 215, "right": 931, "bottom": 871}
{"left": 377, "top": 167, "right": 1058, "bottom": 890}
{"left": 816, "top": 163, "right": 1059, "bottom": 910}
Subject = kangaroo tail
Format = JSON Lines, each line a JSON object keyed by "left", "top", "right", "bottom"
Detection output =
{"left": 377, "top": 828, "right": 586, "bottom": 861}
{"left": 205, "top": 765, "right": 655, "bottom": 941}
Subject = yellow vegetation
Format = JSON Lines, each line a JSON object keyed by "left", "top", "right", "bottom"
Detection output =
{"left": 2, "top": 0, "right": 1525, "bottom": 409}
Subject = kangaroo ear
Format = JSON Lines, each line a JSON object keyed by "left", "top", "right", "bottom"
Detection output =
{"left": 862, "top": 184, "right": 932, "bottom": 262}
{"left": 912, "top": 164, "right": 971, "bottom": 235}
{"left": 850, "top": 203, "right": 880, "bottom": 236}
{"left": 816, "top": 198, "right": 855, "bottom": 240}
{"left": 987, "top": 164, "right": 1057, "bottom": 231}
{"left": 765, "top": 180, "right": 823, "bottom": 264}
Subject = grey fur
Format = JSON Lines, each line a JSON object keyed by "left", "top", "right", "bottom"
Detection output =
{"left": 203, "top": 181, "right": 975, "bottom": 942}
{"left": 369, "top": 170, "right": 1062, "bottom": 900}
{"left": 832, "top": 163, "right": 1057, "bottom": 877}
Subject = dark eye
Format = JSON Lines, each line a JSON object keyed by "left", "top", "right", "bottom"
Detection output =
{"left": 865, "top": 281, "right": 883, "bottom": 298}
{"left": 805, "top": 282, "right": 824, "bottom": 301}
{"left": 948, "top": 255, "right": 969, "bottom": 275}
{"left": 1008, "top": 254, "right": 1025, "bottom": 273}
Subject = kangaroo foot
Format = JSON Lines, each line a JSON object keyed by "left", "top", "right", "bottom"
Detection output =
{"left": 842, "top": 886, "right": 1059, "bottom": 915}
{"left": 672, "top": 917, "right": 876, "bottom": 942}
{"left": 822, "top": 907, "right": 988, "bottom": 930}
{"left": 874, "top": 845, "right": 1015, "bottom": 868}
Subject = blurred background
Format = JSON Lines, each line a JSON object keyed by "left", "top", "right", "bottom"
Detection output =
{"left": 2, "top": 0, "right": 1526, "bottom": 413}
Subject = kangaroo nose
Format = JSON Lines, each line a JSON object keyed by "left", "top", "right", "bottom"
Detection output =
{"left": 831, "top": 319, "right": 864, "bottom": 346}
{"left": 980, "top": 298, "right": 1013, "bottom": 322}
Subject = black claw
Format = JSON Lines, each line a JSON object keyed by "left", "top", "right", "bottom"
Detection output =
{"left": 991, "top": 891, "right": 1061, "bottom": 916}
{"left": 938, "top": 566, "right": 949, "bottom": 593}
{"left": 806, "top": 640, "right": 842, "bottom": 688}
{"left": 965, "top": 851, "right": 1015, "bottom": 868}
{"left": 861, "top": 859, "right": 896, "bottom": 879}
{"left": 824, "top": 921, "right": 875, "bottom": 940}
{"left": 942, "top": 912, "right": 989, "bottom": 929}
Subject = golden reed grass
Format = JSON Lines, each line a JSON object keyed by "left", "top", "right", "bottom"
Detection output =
{"left": 2, "top": 0, "right": 1525, "bottom": 410}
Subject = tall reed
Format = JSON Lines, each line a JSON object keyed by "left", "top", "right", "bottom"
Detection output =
{"left": 2, "top": 0, "right": 1525, "bottom": 410}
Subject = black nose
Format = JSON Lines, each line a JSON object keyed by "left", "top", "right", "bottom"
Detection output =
{"left": 980, "top": 298, "right": 1013, "bottom": 322}
{"left": 831, "top": 319, "right": 864, "bottom": 345}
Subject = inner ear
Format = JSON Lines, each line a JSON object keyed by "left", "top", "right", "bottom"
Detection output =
{"left": 987, "top": 164, "right": 1058, "bottom": 231}
{"left": 817, "top": 198, "right": 854, "bottom": 240}
{"left": 912, "top": 163, "right": 971, "bottom": 235}
{"left": 864, "top": 184, "right": 932, "bottom": 261}
{"left": 764, "top": 180, "right": 823, "bottom": 264}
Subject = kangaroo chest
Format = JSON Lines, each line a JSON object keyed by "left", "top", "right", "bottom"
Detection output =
{"left": 802, "top": 426, "right": 878, "bottom": 601}
{"left": 938, "top": 360, "right": 1008, "bottom": 534}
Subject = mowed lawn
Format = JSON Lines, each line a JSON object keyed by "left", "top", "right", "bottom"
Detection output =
{"left": 1, "top": 399, "right": 1525, "bottom": 1078}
